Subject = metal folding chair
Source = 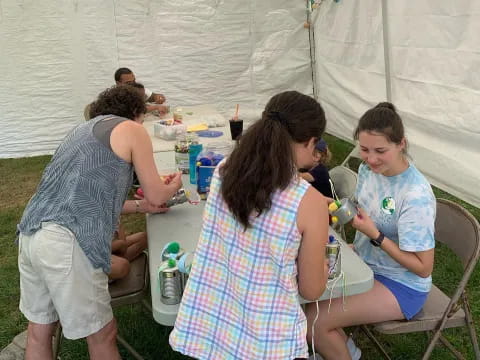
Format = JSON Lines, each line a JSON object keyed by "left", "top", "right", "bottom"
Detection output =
{"left": 328, "top": 165, "right": 358, "bottom": 240}
{"left": 52, "top": 252, "right": 150, "bottom": 360}
{"left": 360, "top": 198, "right": 480, "bottom": 360}
{"left": 329, "top": 165, "right": 358, "bottom": 200}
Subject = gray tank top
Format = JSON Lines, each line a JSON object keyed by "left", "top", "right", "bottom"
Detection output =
{"left": 18, "top": 115, "right": 134, "bottom": 273}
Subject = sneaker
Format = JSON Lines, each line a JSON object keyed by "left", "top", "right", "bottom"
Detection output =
{"left": 347, "top": 337, "right": 362, "bottom": 360}
{"left": 308, "top": 337, "right": 361, "bottom": 360}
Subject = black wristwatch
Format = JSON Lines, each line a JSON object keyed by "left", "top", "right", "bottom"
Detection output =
{"left": 370, "top": 231, "right": 385, "bottom": 247}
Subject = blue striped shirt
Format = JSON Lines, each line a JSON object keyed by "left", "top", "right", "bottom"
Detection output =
{"left": 18, "top": 115, "right": 133, "bottom": 273}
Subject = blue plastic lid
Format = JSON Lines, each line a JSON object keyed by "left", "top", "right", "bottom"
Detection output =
{"left": 197, "top": 130, "right": 223, "bottom": 138}
{"left": 329, "top": 235, "right": 336, "bottom": 243}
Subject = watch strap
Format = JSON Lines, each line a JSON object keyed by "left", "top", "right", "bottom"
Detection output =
{"left": 370, "top": 231, "right": 385, "bottom": 247}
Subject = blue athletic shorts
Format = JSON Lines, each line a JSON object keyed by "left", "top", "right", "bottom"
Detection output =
{"left": 374, "top": 274, "right": 429, "bottom": 320}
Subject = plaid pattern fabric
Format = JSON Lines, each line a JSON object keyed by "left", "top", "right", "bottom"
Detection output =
{"left": 170, "top": 167, "right": 310, "bottom": 360}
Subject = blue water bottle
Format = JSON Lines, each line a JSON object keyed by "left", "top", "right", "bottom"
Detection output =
{"left": 189, "top": 143, "right": 203, "bottom": 184}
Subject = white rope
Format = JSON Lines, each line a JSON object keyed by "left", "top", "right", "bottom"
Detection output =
{"left": 310, "top": 245, "right": 347, "bottom": 358}
{"left": 311, "top": 300, "right": 320, "bottom": 359}
{"left": 329, "top": 179, "right": 339, "bottom": 201}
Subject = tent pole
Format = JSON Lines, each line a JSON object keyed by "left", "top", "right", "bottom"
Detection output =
{"left": 306, "top": 0, "right": 318, "bottom": 100}
{"left": 381, "top": 0, "right": 392, "bottom": 102}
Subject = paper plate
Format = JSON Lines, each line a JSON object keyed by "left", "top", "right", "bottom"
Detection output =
{"left": 196, "top": 130, "right": 224, "bottom": 138}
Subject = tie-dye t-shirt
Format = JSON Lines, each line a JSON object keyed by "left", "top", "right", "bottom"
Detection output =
{"left": 353, "top": 162, "right": 436, "bottom": 292}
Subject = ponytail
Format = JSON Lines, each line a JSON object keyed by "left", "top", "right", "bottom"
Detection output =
{"left": 220, "top": 91, "right": 326, "bottom": 229}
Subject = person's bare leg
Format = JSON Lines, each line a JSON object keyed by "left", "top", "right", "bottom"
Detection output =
{"left": 109, "top": 255, "right": 130, "bottom": 280}
{"left": 124, "top": 232, "right": 147, "bottom": 261}
{"left": 25, "top": 321, "right": 57, "bottom": 360}
{"left": 305, "top": 280, "right": 403, "bottom": 360}
{"left": 86, "top": 318, "right": 121, "bottom": 360}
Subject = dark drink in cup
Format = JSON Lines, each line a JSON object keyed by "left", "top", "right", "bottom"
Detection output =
{"left": 229, "top": 119, "right": 243, "bottom": 140}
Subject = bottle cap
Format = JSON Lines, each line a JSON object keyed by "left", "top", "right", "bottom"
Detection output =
{"left": 167, "top": 242, "right": 180, "bottom": 254}
{"left": 331, "top": 216, "right": 338, "bottom": 224}
{"left": 168, "top": 258, "right": 176, "bottom": 268}
{"left": 329, "top": 235, "right": 336, "bottom": 243}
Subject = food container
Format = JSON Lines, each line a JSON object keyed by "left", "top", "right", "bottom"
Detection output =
{"left": 175, "top": 133, "right": 199, "bottom": 174}
{"left": 173, "top": 107, "right": 183, "bottom": 122}
{"left": 154, "top": 121, "right": 187, "bottom": 140}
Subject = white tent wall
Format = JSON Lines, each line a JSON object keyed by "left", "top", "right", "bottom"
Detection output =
{"left": 313, "top": 0, "right": 480, "bottom": 208}
{"left": 0, "top": 0, "right": 313, "bottom": 158}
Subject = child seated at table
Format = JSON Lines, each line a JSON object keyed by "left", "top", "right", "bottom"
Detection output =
{"left": 299, "top": 138, "right": 333, "bottom": 198}
{"left": 305, "top": 102, "right": 436, "bottom": 360}
{"left": 109, "top": 223, "right": 147, "bottom": 281}
{"left": 110, "top": 196, "right": 172, "bottom": 281}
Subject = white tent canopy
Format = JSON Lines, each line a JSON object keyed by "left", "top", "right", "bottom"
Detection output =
{"left": 0, "top": 0, "right": 313, "bottom": 156}
{"left": 313, "top": 0, "right": 480, "bottom": 208}
{"left": 0, "top": 0, "right": 479, "bottom": 207}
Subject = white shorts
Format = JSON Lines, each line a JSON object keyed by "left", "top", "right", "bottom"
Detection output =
{"left": 18, "top": 222, "right": 113, "bottom": 340}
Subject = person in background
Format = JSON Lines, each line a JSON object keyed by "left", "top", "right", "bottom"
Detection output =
{"left": 84, "top": 81, "right": 165, "bottom": 121}
{"left": 306, "top": 102, "right": 436, "bottom": 360}
{"left": 114, "top": 67, "right": 168, "bottom": 115}
{"left": 109, "top": 223, "right": 146, "bottom": 281}
{"left": 109, "top": 187, "right": 174, "bottom": 282}
{"left": 17, "top": 85, "right": 182, "bottom": 360}
{"left": 299, "top": 138, "right": 333, "bottom": 198}
{"left": 170, "top": 91, "right": 330, "bottom": 360}
{"left": 129, "top": 82, "right": 168, "bottom": 116}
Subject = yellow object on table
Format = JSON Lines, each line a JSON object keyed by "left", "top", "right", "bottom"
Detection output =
{"left": 187, "top": 123, "right": 208, "bottom": 132}
{"left": 329, "top": 202, "right": 339, "bottom": 212}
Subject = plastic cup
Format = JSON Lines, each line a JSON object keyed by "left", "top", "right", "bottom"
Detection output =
{"left": 229, "top": 119, "right": 243, "bottom": 140}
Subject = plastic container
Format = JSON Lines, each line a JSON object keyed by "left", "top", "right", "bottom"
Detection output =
{"left": 175, "top": 133, "right": 199, "bottom": 174}
{"left": 196, "top": 142, "right": 232, "bottom": 199}
{"left": 173, "top": 107, "right": 183, "bottom": 122}
{"left": 154, "top": 121, "right": 187, "bottom": 140}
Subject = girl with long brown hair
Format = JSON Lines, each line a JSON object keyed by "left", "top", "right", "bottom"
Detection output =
{"left": 170, "top": 91, "right": 330, "bottom": 360}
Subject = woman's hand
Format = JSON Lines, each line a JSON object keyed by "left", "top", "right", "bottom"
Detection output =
{"left": 351, "top": 207, "right": 380, "bottom": 239}
{"left": 160, "top": 172, "right": 180, "bottom": 185}
{"left": 136, "top": 198, "right": 170, "bottom": 213}
{"left": 324, "top": 197, "right": 335, "bottom": 204}
{"left": 163, "top": 172, "right": 183, "bottom": 197}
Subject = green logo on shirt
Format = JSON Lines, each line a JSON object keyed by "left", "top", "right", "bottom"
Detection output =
{"left": 382, "top": 197, "right": 395, "bottom": 215}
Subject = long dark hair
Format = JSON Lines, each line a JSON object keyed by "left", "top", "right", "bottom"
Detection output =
{"left": 220, "top": 91, "right": 326, "bottom": 229}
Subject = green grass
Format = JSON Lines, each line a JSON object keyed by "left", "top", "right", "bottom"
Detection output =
{"left": 0, "top": 135, "right": 478, "bottom": 359}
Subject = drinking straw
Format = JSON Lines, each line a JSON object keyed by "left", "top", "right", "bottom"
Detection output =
{"left": 233, "top": 104, "right": 239, "bottom": 121}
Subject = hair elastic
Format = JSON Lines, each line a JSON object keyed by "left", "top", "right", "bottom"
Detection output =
{"left": 268, "top": 111, "right": 287, "bottom": 125}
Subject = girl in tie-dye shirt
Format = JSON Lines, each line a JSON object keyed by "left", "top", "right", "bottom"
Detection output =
{"left": 306, "top": 102, "right": 435, "bottom": 360}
